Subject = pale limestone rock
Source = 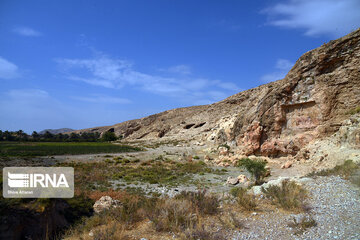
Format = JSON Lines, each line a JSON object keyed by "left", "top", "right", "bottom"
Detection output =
{"left": 237, "top": 174, "right": 248, "bottom": 183}
{"left": 281, "top": 161, "right": 293, "bottom": 169}
{"left": 93, "top": 196, "right": 121, "bottom": 213}
{"left": 218, "top": 146, "right": 229, "bottom": 156}
{"left": 227, "top": 176, "right": 239, "bottom": 185}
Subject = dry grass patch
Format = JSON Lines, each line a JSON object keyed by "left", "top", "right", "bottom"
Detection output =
{"left": 262, "top": 180, "right": 307, "bottom": 211}
{"left": 288, "top": 215, "right": 317, "bottom": 235}
{"left": 307, "top": 160, "right": 360, "bottom": 187}
{"left": 217, "top": 212, "right": 243, "bottom": 230}
{"left": 307, "top": 160, "right": 359, "bottom": 178}
{"left": 147, "top": 198, "right": 197, "bottom": 232}
{"left": 230, "top": 187, "right": 257, "bottom": 211}
{"left": 175, "top": 190, "right": 219, "bottom": 215}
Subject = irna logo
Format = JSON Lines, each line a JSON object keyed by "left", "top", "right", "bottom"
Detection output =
{"left": 8, "top": 172, "right": 69, "bottom": 188}
{"left": 3, "top": 167, "right": 74, "bottom": 198}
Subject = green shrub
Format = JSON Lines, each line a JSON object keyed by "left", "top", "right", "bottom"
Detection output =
{"left": 237, "top": 158, "right": 267, "bottom": 185}
{"left": 102, "top": 131, "right": 117, "bottom": 141}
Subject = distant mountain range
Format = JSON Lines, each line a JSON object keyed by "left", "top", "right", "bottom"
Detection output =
{"left": 39, "top": 128, "right": 75, "bottom": 135}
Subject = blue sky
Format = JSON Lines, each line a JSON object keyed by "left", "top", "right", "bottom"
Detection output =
{"left": 1, "top": 0, "right": 360, "bottom": 133}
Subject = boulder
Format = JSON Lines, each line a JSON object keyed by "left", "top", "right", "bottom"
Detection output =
{"left": 93, "top": 196, "right": 121, "bottom": 213}
{"left": 250, "top": 177, "right": 312, "bottom": 195}
{"left": 226, "top": 176, "right": 239, "bottom": 185}
{"left": 237, "top": 174, "right": 248, "bottom": 183}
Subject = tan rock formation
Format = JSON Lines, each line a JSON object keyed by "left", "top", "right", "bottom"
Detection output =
{"left": 74, "top": 29, "right": 360, "bottom": 158}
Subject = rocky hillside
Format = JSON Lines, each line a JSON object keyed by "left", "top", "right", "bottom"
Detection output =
{"left": 39, "top": 128, "right": 75, "bottom": 134}
{"left": 76, "top": 28, "right": 360, "bottom": 157}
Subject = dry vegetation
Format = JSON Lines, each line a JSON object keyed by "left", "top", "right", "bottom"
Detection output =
{"left": 58, "top": 153, "right": 317, "bottom": 239}
{"left": 230, "top": 187, "right": 257, "bottom": 211}
{"left": 288, "top": 215, "right": 317, "bottom": 235}
{"left": 262, "top": 180, "right": 308, "bottom": 212}
{"left": 63, "top": 178, "right": 313, "bottom": 239}
{"left": 307, "top": 160, "right": 360, "bottom": 187}
{"left": 63, "top": 190, "right": 226, "bottom": 240}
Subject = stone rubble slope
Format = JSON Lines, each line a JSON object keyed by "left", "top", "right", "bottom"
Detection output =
{"left": 233, "top": 176, "right": 360, "bottom": 240}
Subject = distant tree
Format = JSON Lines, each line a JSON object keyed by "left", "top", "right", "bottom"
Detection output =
{"left": 3, "top": 131, "right": 14, "bottom": 141}
{"left": 102, "top": 131, "right": 117, "bottom": 141}
{"left": 16, "top": 130, "right": 28, "bottom": 141}
{"left": 32, "top": 131, "right": 40, "bottom": 141}
{"left": 70, "top": 133, "right": 80, "bottom": 142}
{"left": 56, "top": 133, "right": 65, "bottom": 141}
{"left": 43, "top": 131, "right": 54, "bottom": 141}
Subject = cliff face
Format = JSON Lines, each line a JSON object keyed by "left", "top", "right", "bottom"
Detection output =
{"left": 78, "top": 29, "right": 360, "bottom": 157}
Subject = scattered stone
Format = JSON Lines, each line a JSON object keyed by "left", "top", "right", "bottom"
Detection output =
{"left": 281, "top": 161, "right": 293, "bottom": 169}
{"left": 219, "top": 146, "right": 229, "bottom": 156}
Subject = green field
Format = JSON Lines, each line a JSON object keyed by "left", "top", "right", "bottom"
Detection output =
{"left": 0, "top": 142, "right": 142, "bottom": 156}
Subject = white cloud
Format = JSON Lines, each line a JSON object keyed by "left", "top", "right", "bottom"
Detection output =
{"left": 260, "top": 59, "right": 293, "bottom": 83}
{"left": 0, "top": 57, "right": 20, "bottom": 79}
{"left": 7, "top": 89, "right": 49, "bottom": 99}
{"left": 73, "top": 95, "right": 131, "bottom": 104}
{"left": 263, "top": 0, "right": 360, "bottom": 37}
{"left": 56, "top": 52, "right": 240, "bottom": 103}
{"left": 12, "top": 27, "right": 42, "bottom": 37}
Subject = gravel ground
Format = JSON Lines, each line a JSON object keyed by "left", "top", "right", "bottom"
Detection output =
{"left": 233, "top": 176, "right": 360, "bottom": 240}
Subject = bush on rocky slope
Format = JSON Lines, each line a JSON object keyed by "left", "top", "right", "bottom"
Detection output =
{"left": 261, "top": 180, "right": 308, "bottom": 211}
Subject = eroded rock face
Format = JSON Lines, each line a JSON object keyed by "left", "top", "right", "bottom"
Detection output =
{"left": 74, "top": 29, "right": 360, "bottom": 158}
{"left": 236, "top": 121, "right": 263, "bottom": 155}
